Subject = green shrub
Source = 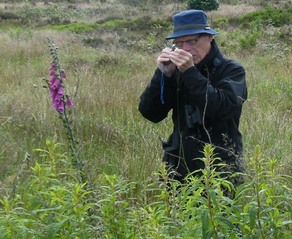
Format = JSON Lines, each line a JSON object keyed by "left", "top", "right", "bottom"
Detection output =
{"left": 214, "top": 7, "right": 292, "bottom": 30}
{"left": 239, "top": 19, "right": 263, "bottom": 49}
{"left": 0, "top": 11, "right": 19, "bottom": 20}
{"left": 239, "top": 7, "right": 292, "bottom": 28}
{"left": 50, "top": 22, "right": 98, "bottom": 33}
{"left": 1, "top": 143, "right": 291, "bottom": 238}
{"left": 186, "top": 0, "right": 219, "bottom": 11}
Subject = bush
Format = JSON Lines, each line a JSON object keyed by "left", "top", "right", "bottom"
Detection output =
{"left": 239, "top": 7, "right": 292, "bottom": 27}
{"left": 186, "top": 0, "right": 219, "bottom": 11}
{"left": 1, "top": 143, "right": 291, "bottom": 238}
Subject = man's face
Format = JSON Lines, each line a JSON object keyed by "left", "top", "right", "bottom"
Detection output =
{"left": 173, "top": 34, "right": 213, "bottom": 65}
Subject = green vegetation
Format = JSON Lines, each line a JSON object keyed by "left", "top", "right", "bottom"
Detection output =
{"left": 0, "top": 0, "right": 291, "bottom": 238}
{"left": 214, "top": 6, "right": 292, "bottom": 28}
{"left": 232, "top": 7, "right": 292, "bottom": 27}
{"left": 1, "top": 143, "right": 291, "bottom": 238}
{"left": 49, "top": 17, "right": 171, "bottom": 34}
{"left": 186, "top": 0, "right": 219, "bottom": 11}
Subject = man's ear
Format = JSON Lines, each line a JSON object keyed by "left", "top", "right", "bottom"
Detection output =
{"left": 207, "top": 35, "right": 214, "bottom": 42}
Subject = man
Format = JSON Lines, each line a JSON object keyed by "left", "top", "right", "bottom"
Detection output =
{"left": 139, "top": 10, "right": 247, "bottom": 184}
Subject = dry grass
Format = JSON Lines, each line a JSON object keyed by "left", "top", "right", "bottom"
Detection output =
{"left": 0, "top": 0, "right": 183, "bottom": 23}
{"left": 0, "top": 0, "right": 291, "bottom": 181}
{"left": 209, "top": 4, "right": 260, "bottom": 19}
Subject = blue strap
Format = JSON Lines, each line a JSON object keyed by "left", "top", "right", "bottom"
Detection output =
{"left": 160, "top": 65, "right": 165, "bottom": 104}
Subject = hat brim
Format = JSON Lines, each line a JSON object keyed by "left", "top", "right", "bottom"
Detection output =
{"left": 166, "top": 28, "right": 218, "bottom": 40}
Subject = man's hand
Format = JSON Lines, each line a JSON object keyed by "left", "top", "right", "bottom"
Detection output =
{"left": 169, "top": 48, "right": 194, "bottom": 73}
{"left": 157, "top": 47, "right": 176, "bottom": 77}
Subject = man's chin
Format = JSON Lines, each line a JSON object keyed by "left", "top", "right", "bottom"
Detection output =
{"left": 193, "top": 60, "right": 201, "bottom": 65}
{"left": 193, "top": 57, "right": 201, "bottom": 65}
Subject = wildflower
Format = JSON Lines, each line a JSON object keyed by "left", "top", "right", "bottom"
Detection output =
{"left": 46, "top": 38, "right": 83, "bottom": 184}
{"left": 50, "top": 76, "right": 60, "bottom": 90}
{"left": 66, "top": 96, "right": 73, "bottom": 108}
{"left": 55, "top": 100, "right": 65, "bottom": 113}
{"left": 47, "top": 40, "right": 73, "bottom": 114}
{"left": 60, "top": 70, "right": 67, "bottom": 79}
{"left": 49, "top": 64, "right": 55, "bottom": 76}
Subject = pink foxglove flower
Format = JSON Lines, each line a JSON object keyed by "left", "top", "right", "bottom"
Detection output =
{"left": 47, "top": 38, "right": 83, "bottom": 184}
{"left": 51, "top": 86, "right": 65, "bottom": 113}
{"left": 61, "top": 70, "right": 67, "bottom": 79}
{"left": 47, "top": 39, "right": 73, "bottom": 113}
{"left": 56, "top": 101, "right": 65, "bottom": 113}
{"left": 49, "top": 64, "right": 55, "bottom": 76}
{"left": 66, "top": 97, "right": 73, "bottom": 108}
{"left": 50, "top": 76, "right": 60, "bottom": 90}
{"left": 47, "top": 48, "right": 73, "bottom": 114}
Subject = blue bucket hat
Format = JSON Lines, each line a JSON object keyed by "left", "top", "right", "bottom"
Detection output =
{"left": 166, "top": 9, "right": 218, "bottom": 40}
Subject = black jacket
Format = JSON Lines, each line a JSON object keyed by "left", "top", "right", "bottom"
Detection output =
{"left": 139, "top": 40, "right": 247, "bottom": 182}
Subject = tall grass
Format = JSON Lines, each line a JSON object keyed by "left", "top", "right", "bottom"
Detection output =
{"left": 239, "top": 51, "right": 291, "bottom": 176}
{"left": 1, "top": 24, "right": 290, "bottom": 182}
{"left": 0, "top": 27, "right": 169, "bottom": 185}
{"left": 0, "top": 1, "right": 291, "bottom": 237}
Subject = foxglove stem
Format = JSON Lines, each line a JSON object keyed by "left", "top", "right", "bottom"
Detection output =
{"left": 47, "top": 38, "right": 84, "bottom": 184}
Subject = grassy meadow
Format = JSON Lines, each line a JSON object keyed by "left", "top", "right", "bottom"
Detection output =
{"left": 0, "top": 0, "right": 291, "bottom": 238}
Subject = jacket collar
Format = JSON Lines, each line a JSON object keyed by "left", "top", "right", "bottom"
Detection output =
{"left": 195, "top": 40, "right": 223, "bottom": 72}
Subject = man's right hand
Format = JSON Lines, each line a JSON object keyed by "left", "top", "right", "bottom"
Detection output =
{"left": 157, "top": 47, "right": 176, "bottom": 77}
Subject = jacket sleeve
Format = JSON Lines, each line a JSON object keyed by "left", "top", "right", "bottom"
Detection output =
{"left": 138, "top": 68, "right": 177, "bottom": 123}
{"left": 182, "top": 60, "right": 247, "bottom": 119}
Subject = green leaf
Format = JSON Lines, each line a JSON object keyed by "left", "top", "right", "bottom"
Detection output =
{"left": 248, "top": 206, "right": 257, "bottom": 229}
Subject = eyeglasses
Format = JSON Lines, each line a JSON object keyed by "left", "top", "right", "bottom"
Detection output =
{"left": 173, "top": 35, "right": 203, "bottom": 48}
